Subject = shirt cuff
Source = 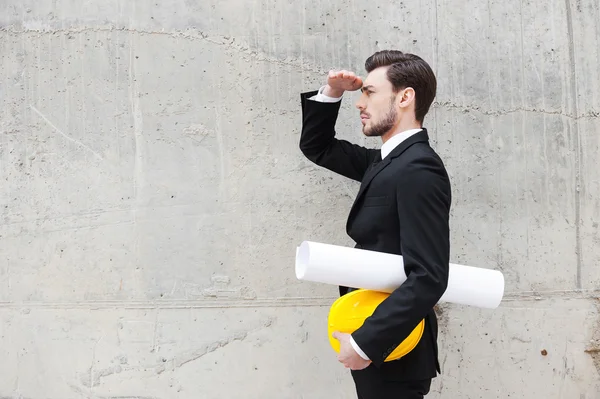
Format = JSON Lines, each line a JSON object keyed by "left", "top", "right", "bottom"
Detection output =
{"left": 308, "top": 86, "right": 343, "bottom": 103}
{"left": 350, "top": 336, "right": 370, "bottom": 360}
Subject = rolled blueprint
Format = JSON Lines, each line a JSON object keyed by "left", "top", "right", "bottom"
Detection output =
{"left": 295, "top": 241, "right": 504, "bottom": 309}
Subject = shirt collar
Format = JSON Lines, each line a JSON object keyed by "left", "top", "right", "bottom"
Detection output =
{"left": 380, "top": 128, "right": 423, "bottom": 159}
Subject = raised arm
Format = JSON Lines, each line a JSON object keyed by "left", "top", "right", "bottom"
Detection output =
{"left": 299, "top": 71, "right": 379, "bottom": 182}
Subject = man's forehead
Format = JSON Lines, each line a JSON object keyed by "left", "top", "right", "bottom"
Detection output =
{"left": 362, "top": 67, "right": 390, "bottom": 89}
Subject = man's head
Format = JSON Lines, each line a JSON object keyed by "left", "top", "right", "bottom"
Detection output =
{"left": 355, "top": 50, "right": 436, "bottom": 140}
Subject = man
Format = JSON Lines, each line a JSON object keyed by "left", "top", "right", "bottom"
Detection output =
{"left": 299, "top": 50, "right": 451, "bottom": 398}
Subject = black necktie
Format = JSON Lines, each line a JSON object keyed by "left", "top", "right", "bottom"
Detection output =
{"left": 373, "top": 152, "right": 382, "bottom": 165}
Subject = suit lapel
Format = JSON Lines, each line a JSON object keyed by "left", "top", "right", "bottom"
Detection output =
{"left": 346, "top": 130, "right": 430, "bottom": 224}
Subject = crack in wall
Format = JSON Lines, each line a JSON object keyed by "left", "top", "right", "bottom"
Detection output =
{"left": 71, "top": 317, "right": 275, "bottom": 390}
{"left": 1, "top": 289, "right": 600, "bottom": 310}
{"left": 2, "top": 25, "right": 598, "bottom": 120}
{"left": 154, "top": 317, "right": 275, "bottom": 375}
{"left": 0, "top": 25, "right": 327, "bottom": 75}
{"left": 433, "top": 101, "right": 599, "bottom": 120}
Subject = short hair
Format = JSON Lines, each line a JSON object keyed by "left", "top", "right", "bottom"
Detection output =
{"left": 365, "top": 50, "right": 437, "bottom": 122}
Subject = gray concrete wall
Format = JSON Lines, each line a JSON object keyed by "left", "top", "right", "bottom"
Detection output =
{"left": 0, "top": 0, "right": 599, "bottom": 397}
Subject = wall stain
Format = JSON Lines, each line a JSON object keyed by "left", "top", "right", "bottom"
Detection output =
{"left": 584, "top": 298, "right": 600, "bottom": 375}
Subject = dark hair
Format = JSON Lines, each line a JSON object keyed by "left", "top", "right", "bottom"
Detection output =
{"left": 365, "top": 50, "right": 436, "bottom": 122}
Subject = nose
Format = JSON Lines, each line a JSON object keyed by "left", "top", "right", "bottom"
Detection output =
{"left": 355, "top": 99, "right": 365, "bottom": 111}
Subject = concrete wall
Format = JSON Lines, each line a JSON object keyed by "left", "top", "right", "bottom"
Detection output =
{"left": 0, "top": 0, "right": 599, "bottom": 397}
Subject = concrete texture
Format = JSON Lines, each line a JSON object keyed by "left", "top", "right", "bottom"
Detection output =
{"left": 0, "top": 0, "right": 599, "bottom": 397}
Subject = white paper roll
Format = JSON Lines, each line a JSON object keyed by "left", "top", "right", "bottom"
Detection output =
{"left": 295, "top": 241, "right": 504, "bottom": 309}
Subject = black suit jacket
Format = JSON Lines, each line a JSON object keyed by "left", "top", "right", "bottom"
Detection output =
{"left": 299, "top": 90, "right": 451, "bottom": 381}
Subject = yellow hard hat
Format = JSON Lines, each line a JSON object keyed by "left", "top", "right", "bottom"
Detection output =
{"left": 327, "top": 289, "right": 424, "bottom": 362}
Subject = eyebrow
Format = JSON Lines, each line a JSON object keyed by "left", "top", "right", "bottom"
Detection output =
{"left": 361, "top": 85, "right": 375, "bottom": 93}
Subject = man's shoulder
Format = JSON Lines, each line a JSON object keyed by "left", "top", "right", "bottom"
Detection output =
{"left": 392, "top": 141, "right": 446, "bottom": 169}
{"left": 388, "top": 143, "right": 451, "bottom": 191}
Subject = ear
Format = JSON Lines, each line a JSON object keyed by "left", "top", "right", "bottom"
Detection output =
{"left": 397, "top": 87, "right": 416, "bottom": 109}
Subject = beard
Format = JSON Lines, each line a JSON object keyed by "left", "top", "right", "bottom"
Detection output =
{"left": 362, "top": 95, "right": 398, "bottom": 137}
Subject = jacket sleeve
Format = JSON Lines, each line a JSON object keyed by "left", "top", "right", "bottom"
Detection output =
{"left": 350, "top": 157, "right": 451, "bottom": 367}
{"left": 299, "top": 91, "right": 378, "bottom": 182}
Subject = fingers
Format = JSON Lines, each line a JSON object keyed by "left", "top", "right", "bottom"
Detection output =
{"left": 328, "top": 70, "right": 343, "bottom": 80}
{"left": 328, "top": 70, "right": 345, "bottom": 80}
{"left": 332, "top": 331, "right": 350, "bottom": 341}
{"left": 328, "top": 69, "right": 357, "bottom": 80}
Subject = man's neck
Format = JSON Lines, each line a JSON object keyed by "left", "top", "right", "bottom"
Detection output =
{"left": 382, "top": 121, "right": 422, "bottom": 143}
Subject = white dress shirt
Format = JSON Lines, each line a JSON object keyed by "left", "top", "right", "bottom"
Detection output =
{"left": 310, "top": 86, "right": 422, "bottom": 360}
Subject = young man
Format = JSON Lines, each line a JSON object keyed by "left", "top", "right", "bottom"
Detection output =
{"left": 299, "top": 50, "right": 451, "bottom": 398}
